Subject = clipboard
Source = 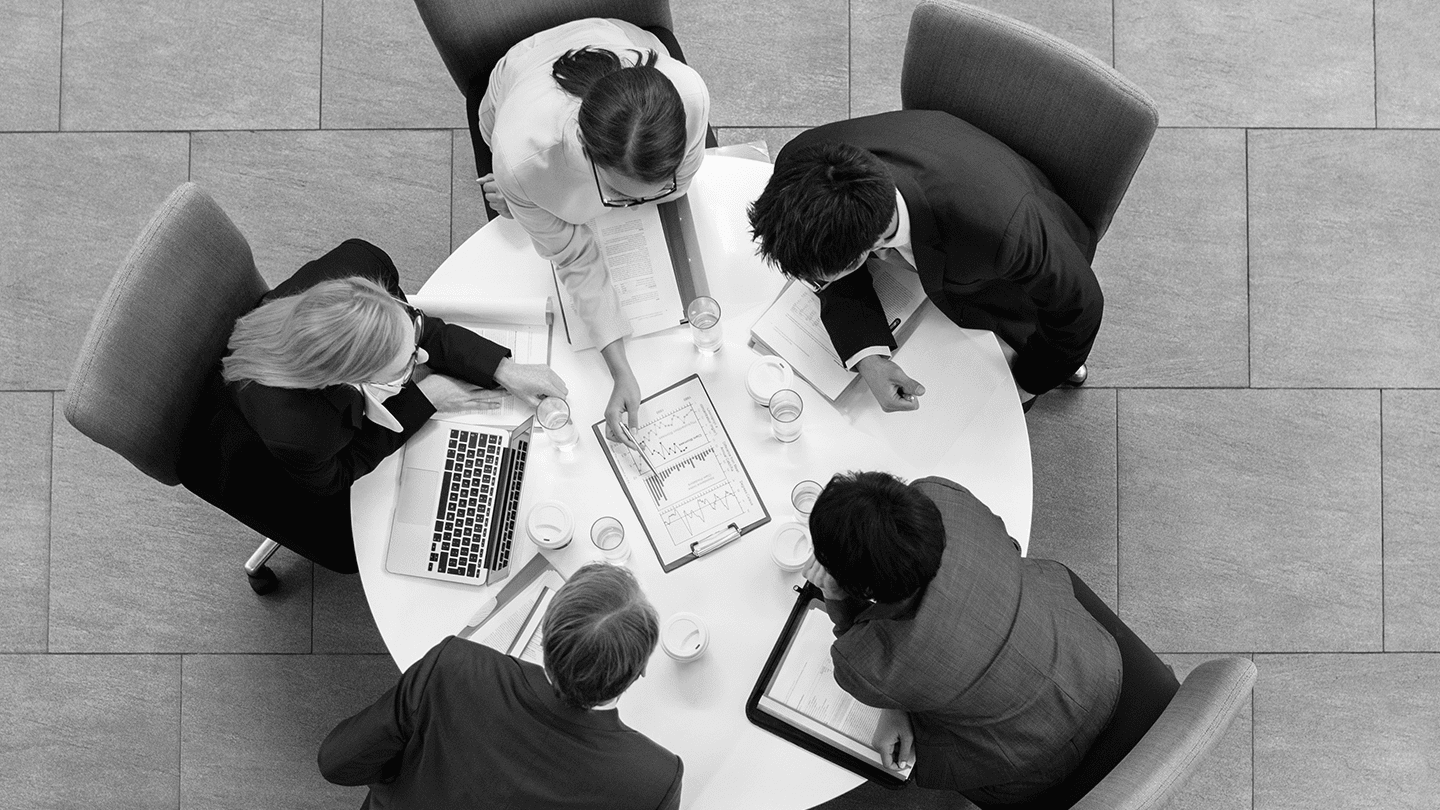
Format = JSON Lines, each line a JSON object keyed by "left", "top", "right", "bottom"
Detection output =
{"left": 745, "top": 584, "right": 909, "bottom": 789}
{"left": 592, "top": 374, "right": 770, "bottom": 572}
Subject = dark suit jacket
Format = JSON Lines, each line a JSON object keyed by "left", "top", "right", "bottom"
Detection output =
{"left": 178, "top": 239, "right": 510, "bottom": 572}
{"left": 778, "top": 111, "right": 1104, "bottom": 395}
{"left": 825, "top": 477, "right": 1121, "bottom": 802}
{"left": 319, "top": 636, "right": 684, "bottom": 810}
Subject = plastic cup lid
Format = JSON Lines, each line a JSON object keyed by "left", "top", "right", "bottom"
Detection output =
{"left": 525, "top": 501, "right": 573, "bottom": 546}
{"left": 747, "top": 356, "right": 794, "bottom": 404}
{"left": 772, "top": 521, "right": 812, "bottom": 566}
{"left": 662, "top": 612, "right": 708, "bottom": 658}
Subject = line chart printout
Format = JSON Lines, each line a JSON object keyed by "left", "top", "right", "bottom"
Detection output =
{"left": 593, "top": 374, "right": 770, "bottom": 571}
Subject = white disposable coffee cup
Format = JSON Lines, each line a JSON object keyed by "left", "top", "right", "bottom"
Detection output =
{"left": 746, "top": 356, "right": 795, "bottom": 406}
{"left": 525, "top": 500, "right": 574, "bottom": 550}
{"left": 771, "top": 520, "right": 813, "bottom": 573}
{"left": 661, "top": 612, "right": 709, "bottom": 662}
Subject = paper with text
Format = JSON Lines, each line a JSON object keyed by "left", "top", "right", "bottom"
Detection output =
{"left": 758, "top": 603, "right": 914, "bottom": 777}
{"left": 749, "top": 262, "right": 928, "bottom": 401}
{"left": 553, "top": 205, "right": 685, "bottom": 350}
{"left": 464, "top": 569, "right": 566, "bottom": 656}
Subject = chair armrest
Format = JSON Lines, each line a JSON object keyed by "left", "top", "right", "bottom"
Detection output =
{"left": 1073, "top": 657, "right": 1257, "bottom": 810}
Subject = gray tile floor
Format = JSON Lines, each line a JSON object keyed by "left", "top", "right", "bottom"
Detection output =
{"left": 2, "top": 0, "right": 1437, "bottom": 807}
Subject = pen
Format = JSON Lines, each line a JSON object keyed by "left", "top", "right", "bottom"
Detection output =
{"left": 620, "top": 423, "right": 661, "bottom": 478}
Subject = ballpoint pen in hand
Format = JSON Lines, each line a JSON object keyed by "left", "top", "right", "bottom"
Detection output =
{"left": 619, "top": 423, "right": 661, "bottom": 479}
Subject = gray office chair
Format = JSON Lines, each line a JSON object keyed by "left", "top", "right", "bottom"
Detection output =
{"left": 964, "top": 570, "right": 1255, "bottom": 810}
{"left": 903, "top": 0, "right": 1159, "bottom": 387}
{"left": 65, "top": 182, "right": 283, "bottom": 594}
{"left": 412, "top": 0, "right": 678, "bottom": 185}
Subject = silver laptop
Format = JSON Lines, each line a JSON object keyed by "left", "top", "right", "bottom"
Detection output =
{"left": 385, "top": 416, "right": 533, "bottom": 585}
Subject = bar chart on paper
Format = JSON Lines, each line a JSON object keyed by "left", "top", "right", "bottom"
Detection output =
{"left": 595, "top": 375, "right": 770, "bottom": 570}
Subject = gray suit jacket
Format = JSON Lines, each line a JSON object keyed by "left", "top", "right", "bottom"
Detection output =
{"left": 826, "top": 477, "right": 1121, "bottom": 801}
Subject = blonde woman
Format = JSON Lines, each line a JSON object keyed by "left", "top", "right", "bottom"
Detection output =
{"left": 180, "top": 239, "right": 566, "bottom": 574}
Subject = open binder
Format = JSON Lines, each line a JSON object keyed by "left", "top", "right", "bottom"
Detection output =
{"left": 746, "top": 583, "right": 911, "bottom": 788}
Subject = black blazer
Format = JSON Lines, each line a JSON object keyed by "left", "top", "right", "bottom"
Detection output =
{"left": 777, "top": 111, "right": 1104, "bottom": 395}
{"left": 319, "top": 636, "right": 684, "bottom": 810}
{"left": 179, "top": 239, "right": 509, "bottom": 572}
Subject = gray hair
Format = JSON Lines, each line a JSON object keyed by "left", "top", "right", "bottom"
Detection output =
{"left": 542, "top": 563, "right": 659, "bottom": 708}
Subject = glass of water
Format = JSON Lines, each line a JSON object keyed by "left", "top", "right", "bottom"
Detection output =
{"left": 686, "top": 296, "right": 723, "bottom": 354}
{"left": 791, "top": 480, "right": 822, "bottom": 519}
{"left": 769, "top": 388, "right": 804, "bottom": 442}
{"left": 591, "top": 516, "right": 630, "bottom": 564}
{"left": 536, "top": 397, "right": 578, "bottom": 451}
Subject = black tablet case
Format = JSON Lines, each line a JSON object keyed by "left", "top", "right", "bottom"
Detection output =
{"left": 745, "top": 583, "right": 908, "bottom": 789}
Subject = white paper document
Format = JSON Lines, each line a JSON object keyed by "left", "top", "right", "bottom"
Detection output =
{"left": 749, "top": 262, "right": 928, "bottom": 401}
{"left": 553, "top": 205, "right": 685, "bottom": 350}
{"left": 406, "top": 295, "right": 553, "bottom": 426}
{"left": 594, "top": 375, "right": 769, "bottom": 571}
{"left": 758, "top": 603, "right": 914, "bottom": 778}
{"left": 463, "top": 568, "right": 566, "bottom": 660}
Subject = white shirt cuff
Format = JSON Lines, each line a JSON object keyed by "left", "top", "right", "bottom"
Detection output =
{"left": 844, "top": 346, "right": 892, "bottom": 370}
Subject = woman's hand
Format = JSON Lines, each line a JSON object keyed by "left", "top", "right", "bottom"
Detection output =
{"left": 477, "top": 173, "right": 513, "bottom": 220}
{"left": 872, "top": 709, "right": 915, "bottom": 772}
{"left": 492, "top": 358, "right": 567, "bottom": 406}
{"left": 600, "top": 340, "right": 641, "bottom": 451}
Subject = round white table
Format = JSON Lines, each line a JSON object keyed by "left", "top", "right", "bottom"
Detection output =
{"left": 352, "top": 155, "right": 1032, "bottom": 809}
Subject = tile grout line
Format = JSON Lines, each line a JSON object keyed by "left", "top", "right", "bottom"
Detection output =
{"left": 1111, "top": 0, "right": 1116, "bottom": 68}
{"left": 177, "top": 653, "right": 184, "bottom": 810}
{"left": 57, "top": 0, "right": 66, "bottom": 130}
{"left": 1250, "top": 651, "right": 1256, "bottom": 810}
{"left": 1244, "top": 129, "right": 1251, "bottom": 388}
{"left": 318, "top": 0, "right": 326, "bottom": 130}
{"left": 448, "top": 130, "right": 455, "bottom": 259}
{"left": 46, "top": 392, "right": 55, "bottom": 654}
{"left": 1372, "top": 0, "right": 1378, "bottom": 128}
{"left": 1379, "top": 389, "right": 1386, "bottom": 651}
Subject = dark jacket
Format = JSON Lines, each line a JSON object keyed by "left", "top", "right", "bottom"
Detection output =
{"left": 178, "top": 239, "right": 509, "bottom": 572}
{"left": 319, "top": 636, "right": 684, "bottom": 810}
{"left": 779, "top": 111, "right": 1104, "bottom": 395}
{"left": 825, "top": 477, "right": 1121, "bottom": 803}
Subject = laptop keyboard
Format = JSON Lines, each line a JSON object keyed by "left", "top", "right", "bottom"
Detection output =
{"left": 430, "top": 429, "right": 503, "bottom": 578}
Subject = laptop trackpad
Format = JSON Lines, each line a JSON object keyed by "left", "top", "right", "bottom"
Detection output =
{"left": 396, "top": 469, "right": 440, "bottom": 526}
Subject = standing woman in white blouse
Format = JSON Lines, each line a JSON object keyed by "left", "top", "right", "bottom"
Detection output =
{"left": 477, "top": 18, "right": 711, "bottom": 448}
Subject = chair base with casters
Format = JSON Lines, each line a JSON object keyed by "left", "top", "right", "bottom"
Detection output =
{"left": 245, "top": 539, "right": 281, "bottom": 594}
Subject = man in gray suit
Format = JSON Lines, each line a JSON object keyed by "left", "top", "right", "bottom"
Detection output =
{"left": 803, "top": 472, "right": 1121, "bottom": 804}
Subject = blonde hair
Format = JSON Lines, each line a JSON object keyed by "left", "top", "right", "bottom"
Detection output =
{"left": 222, "top": 277, "right": 409, "bottom": 389}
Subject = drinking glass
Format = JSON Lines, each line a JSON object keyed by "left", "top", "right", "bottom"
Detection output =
{"left": 591, "top": 516, "right": 630, "bottom": 564}
{"left": 686, "top": 296, "right": 723, "bottom": 353}
{"left": 769, "top": 388, "right": 803, "bottom": 442}
{"left": 791, "top": 480, "right": 822, "bottom": 519}
{"left": 536, "top": 397, "right": 578, "bottom": 451}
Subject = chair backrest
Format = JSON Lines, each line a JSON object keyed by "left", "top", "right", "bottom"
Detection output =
{"left": 64, "top": 183, "right": 267, "bottom": 486}
{"left": 901, "top": 0, "right": 1158, "bottom": 240}
{"left": 413, "top": 0, "right": 674, "bottom": 101}
{"left": 1073, "top": 657, "right": 1256, "bottom": 810}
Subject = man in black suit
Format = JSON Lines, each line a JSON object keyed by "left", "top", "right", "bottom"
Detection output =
{"left": 319, "top": 563, "right": 683, "bottom": 809}
{"left": 803, "top": 472, "right": 1121, "bottom": 804}
{"left": 748, "top": 110, "right": 1102, "bottom": 411}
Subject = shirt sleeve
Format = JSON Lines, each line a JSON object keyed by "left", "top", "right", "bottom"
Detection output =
{"left": 818, "top": 261, "right": 899, "bottom": 363}
{"left": 318, "top": 637, "right": 451, "bottom": 786}
{"left": 498, "top": 158, "right": 633, "bottom": 351}
{"left": 417, "top": 316, "right": 511, "bottom": 388}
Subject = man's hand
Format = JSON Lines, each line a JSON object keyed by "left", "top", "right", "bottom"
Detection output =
{"left": 492, "top": 358, "right": 567, "bottom": 406}
{"left": 802, "top": 557, "right": 847, "bottom": 601}
{"left": 477, "top": 173, "right": 513, "bottom": 219}
{"left": 872, "top": 709, "right": 915, "bottom": 772}
{"left": 856, "top": 355, "right": 925, "bottom": 412}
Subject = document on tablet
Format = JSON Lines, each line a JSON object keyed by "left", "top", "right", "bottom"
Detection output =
{"left": 755, "top": 600, "right": 912, "bottom": 779}
{"left": 552, "top": 198, "right": 709, "bottom": 350}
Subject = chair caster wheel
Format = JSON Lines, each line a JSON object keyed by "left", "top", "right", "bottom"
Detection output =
{"left": 247, "top": 565, "right": 279, "bottom": 595}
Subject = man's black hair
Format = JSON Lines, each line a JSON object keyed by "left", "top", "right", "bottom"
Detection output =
{"left": 747, "top": 141, "right": 896, "bottom": 283}
{"left": 808, "top": 471, "right": 945, "bottom": 603}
